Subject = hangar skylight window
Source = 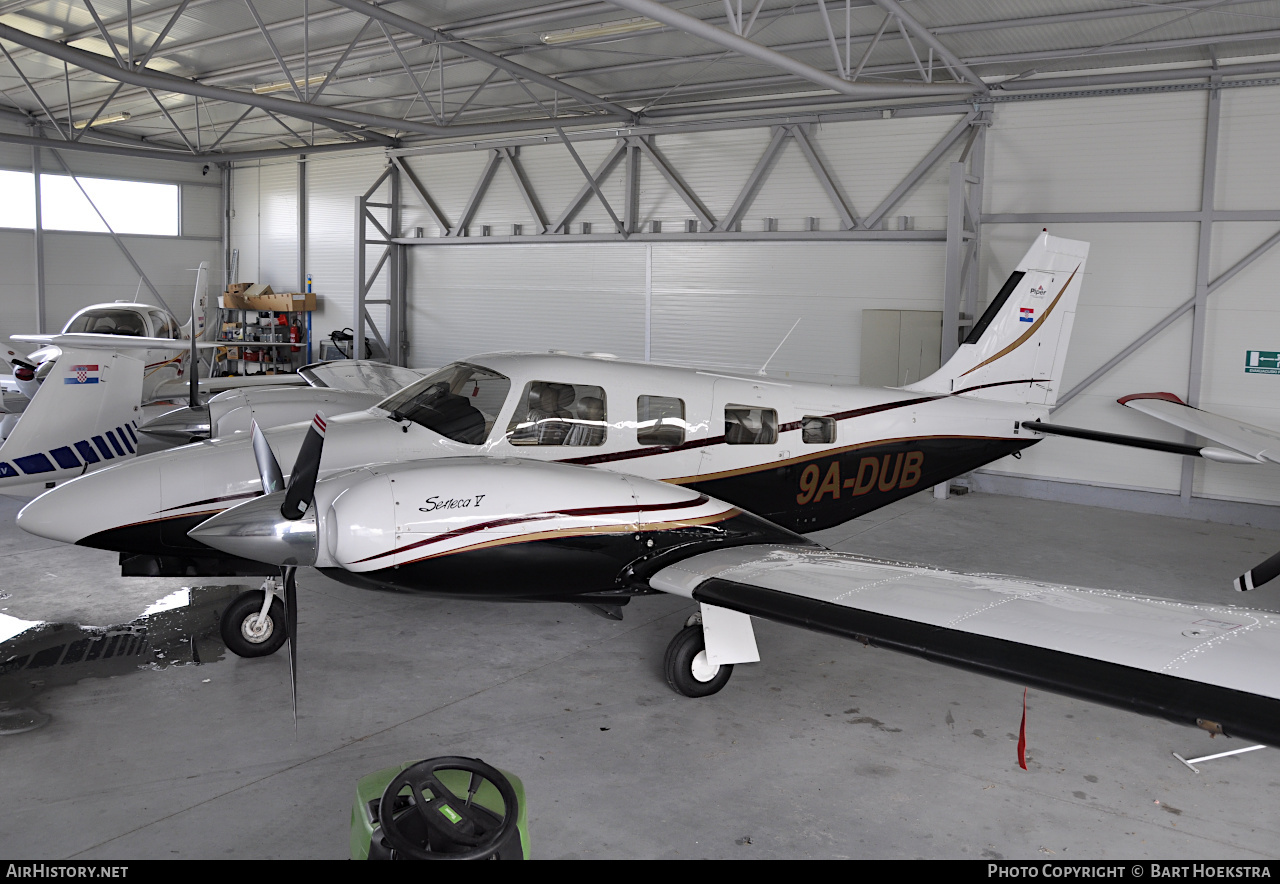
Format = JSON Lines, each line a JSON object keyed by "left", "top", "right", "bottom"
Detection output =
{"left": 0, "top": 171, "right": 179, "bottom": 236}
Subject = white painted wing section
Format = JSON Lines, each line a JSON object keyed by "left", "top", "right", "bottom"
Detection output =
{"left": 650, "top": 546, "right": 1280, "bottom": 702}
{"left": 150, "top": 373, "right": 308, "bottom": 400}
{"left": 1121, "top": 397, "right": 1280, "bottom": 464}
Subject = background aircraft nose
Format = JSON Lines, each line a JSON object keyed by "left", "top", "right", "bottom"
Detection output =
{"left": 16, "top": 464, "right": 160, "bottom": 545}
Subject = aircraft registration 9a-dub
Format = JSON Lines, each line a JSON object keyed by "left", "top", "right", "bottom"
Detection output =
{"left": 17, "top": 232, "right": 1280, "bottom": 746}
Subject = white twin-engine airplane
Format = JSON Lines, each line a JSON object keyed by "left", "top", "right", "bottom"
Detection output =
{"left": 16, "top": 232, "right": 1280, "bottom": 746}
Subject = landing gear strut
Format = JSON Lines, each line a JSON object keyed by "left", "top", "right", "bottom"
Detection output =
{"left": 663, "top": 614, "right": 734, "bottom": 697}
{"left": 220, "top": 579, "right": 287, "bottom": 658}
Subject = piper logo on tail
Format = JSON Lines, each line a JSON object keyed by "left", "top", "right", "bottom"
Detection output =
{"left": 65, "top": 365, "right": 100, "bottom": 384}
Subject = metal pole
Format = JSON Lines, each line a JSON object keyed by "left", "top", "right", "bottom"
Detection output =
{"left": 354, "top": 194, "right": 365, "bottom": 357}
{"left": 942, "top": 161, "right": 965, "bottom": 362}
{"left": 1181, "top": 78, "right": 1221, "bottom": 502}
{"left": 31, "top": 136, "right": 45, "bottom": 333}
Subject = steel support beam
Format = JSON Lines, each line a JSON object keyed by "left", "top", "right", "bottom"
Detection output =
{"left": 550, "top": 140, "right": 627, "bottom": 233}
{"left": 791, "top": 123, "right": 857, "bottom": 229}
{"left": 449, "top": 150, "right": 502, "bottom": 236}
{"left": 1181, "top": 78, "right": 1221, "bottom": 501}
{"left": 632, "top": 136, "right": 716, "bottom": 230}
{"left": 502, "top": 147, "right": 549, "bottom": 234}
{"left": 322, "top": 0, "right": 632, "bottom": 117}
{"left": 391, "top": 155, "right": 450, "bottom": 232}
{"left": 31, "top": 137, "right": 45, "bottom": 333}
{"left": 604, "top": 0, "right": 977, "bottom": 99}
{"left": 863, "top": 110, "right": 976, "bottom": 229}
{"left": 869, "top": 0, "right": 986, "bottom": 89}
{"left": 717, "top": 126, "right": 788, "bottom": 232}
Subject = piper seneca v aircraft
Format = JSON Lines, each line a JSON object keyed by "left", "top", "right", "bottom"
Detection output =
{"left": 17, "top": 232, "right": 1280, "bottom": 746}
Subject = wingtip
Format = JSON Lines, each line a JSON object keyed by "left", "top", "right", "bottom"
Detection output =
{"left": 1118, "top": 392, "right": 1186, "bottom": 406}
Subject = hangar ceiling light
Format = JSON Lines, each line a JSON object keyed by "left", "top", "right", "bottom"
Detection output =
{"left": 73, "top": 112, "right": 130, "bottom": 129}
{"left": 253, "top": 74, "right": 329, "bottom": 95}
{"left": 539, "top": 16, "right": 663, "bottom": 45}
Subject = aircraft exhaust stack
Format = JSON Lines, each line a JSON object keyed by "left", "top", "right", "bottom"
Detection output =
{"left": 188, "top": 491, "right": 318, "bottom": 566}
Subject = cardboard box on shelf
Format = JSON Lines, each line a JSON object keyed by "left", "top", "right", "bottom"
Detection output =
{"left": 224, "top": 289, "right": 317, "bottom": 312}
{"left": 226, "top": 283, "right": 253, "bottom": 296}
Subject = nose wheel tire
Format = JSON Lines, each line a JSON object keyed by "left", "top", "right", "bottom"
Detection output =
{"left": 220, "top": 589, "right": 287, "bottom": 658}
{"left": 664, "top": 623, "right": 733, "bottom": 697}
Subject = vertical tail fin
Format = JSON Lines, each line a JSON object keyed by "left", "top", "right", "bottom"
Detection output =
{"left": 0, "top": 347, "right": 144, "bottom": 487}
{"left": 905, "top": 231, "right": 1089, "bottom": 406}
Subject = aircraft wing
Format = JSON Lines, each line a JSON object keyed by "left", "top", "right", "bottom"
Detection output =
{"left": 298, "top": 360, "right": 424, "bottom": 396}
{"left": 649, "top": 545, "right": 1280, "bottom": 746}
{"left": 1119, "top": 392, "right": 1280, "bottom": 465}
{"left": 13, "top": 333, "right": 293, "bottom": 351}
{"left": 149, "top": 373, "right": 307, "bottom": 399}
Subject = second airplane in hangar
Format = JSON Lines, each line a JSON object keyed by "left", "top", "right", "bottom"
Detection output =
{"left": 20, "top": 231, "right": 1280, "bottom": 746}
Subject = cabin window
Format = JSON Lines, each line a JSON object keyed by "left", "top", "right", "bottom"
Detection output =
{"left": 637, "top": 396, "right": 686, "bottom": 446}
{"left": 724, "top": 406, "right": 778, "bottom": 445}
{"left": 507, "top": 382, "right": 607, "bottom": 446}
{"left": 801, "top": 416, "right": 836, "bottom": 444}
{"left": 378, "top": 362, "right": 510, "bottom": 444}
{"left": 151, "top": 311, "right": 179, "bottom": 339}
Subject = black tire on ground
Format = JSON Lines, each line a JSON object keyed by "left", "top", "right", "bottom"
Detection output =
{"left": 220, "top": 590, "right": 288, "bottom": 658}
{"left": 663, "top": 624, "right": 733, "bottom": 697}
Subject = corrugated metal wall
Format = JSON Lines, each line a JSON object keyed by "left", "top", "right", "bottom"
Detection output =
{"left": 981, "top": 89, "right": 1280, "bottom": 507}
{"left": 224, "top": 85, "right": 1280, "bottom": 510}
{"left": 0, "top": 124, "right": 222, "bottom": 346}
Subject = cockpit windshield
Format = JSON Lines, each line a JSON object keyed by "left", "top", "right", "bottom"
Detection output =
{"left": 65, "top": 309, "right": 149, "bottom": 336}
{"left": 377, "top": 362, "right": 511, "bottom": 445}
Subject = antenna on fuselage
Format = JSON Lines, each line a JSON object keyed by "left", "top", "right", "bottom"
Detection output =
{"left": 134, "top": 277, "right": 144, "bottom": 300}
{"left": 758, "top": 318, "right": 801, "bottom": 377}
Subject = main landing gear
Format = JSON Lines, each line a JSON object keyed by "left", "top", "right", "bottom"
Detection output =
{"left": 664, "top": 610, "right": 757, "bottom": 698}
{"left": 220, "top": 578, "right": 288, "bottom": 658}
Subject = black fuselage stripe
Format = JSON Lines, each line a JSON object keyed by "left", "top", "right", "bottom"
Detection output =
{"left": 692, "top": 578, "right": 1280, "bottom": 748}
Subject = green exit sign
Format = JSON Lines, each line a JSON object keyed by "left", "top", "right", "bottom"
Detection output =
{"left": 1246, "top": 351, "right": 1280, "bottom": 374}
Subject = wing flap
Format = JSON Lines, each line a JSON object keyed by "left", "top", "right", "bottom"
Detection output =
{"left": 651, "top": 546, "right": 1280, "bottom": 745}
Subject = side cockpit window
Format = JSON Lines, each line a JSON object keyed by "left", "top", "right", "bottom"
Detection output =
{"left": 801, "top": 416, "right": 836, "bottom": 444}
{"left": 507, "top": 382, "right": 607, "bottom": 446}
{"left": 378, "top": 362, "right": 510, "bottom": 444}
{"left": 724, "top": 406, "right": 778, "bottom": 445}
{"left": 637, "top": 396, "right": 686, "bottom": 446}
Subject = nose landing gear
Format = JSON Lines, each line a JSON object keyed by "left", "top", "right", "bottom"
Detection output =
{"left": 219, "top": 579, "right": 287, "bottom": 658}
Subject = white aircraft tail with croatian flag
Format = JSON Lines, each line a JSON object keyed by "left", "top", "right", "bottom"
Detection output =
{"left": 905, "top": 231, "right": 1089, "bottom": 406}
{"left": 0, "top": 347, "right": 144, "bottom": 485}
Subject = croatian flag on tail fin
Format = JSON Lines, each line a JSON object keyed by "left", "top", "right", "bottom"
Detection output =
{"left": 1019, "top": 308, "right": 1034, "bottom": 323}
{"left": 65, "top": 365, "right": 100, "bottom": 384}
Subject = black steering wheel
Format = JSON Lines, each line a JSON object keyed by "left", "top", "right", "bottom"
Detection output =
{"left": 377, "top": 756, "right": 520, "bottom": 861}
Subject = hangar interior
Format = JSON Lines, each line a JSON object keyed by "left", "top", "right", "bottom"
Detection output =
{"left": 2, "top": 0, "right": 1280, "bottom": 861}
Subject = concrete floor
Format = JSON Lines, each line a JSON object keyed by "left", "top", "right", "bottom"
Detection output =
{"left": 2, "top": 484, "right": 1279, "bottom": 860}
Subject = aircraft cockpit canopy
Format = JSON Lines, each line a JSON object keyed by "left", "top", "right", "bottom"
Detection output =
{"left": 378, "top": 362, "right": 510, "bottom": 445}
{"left": 64, "top": 307, "right": 154, "bottom": 337}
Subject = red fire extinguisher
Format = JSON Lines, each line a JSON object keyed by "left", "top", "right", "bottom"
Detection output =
{"left": 290, "top": 320, "right": 302, "bottom": 353}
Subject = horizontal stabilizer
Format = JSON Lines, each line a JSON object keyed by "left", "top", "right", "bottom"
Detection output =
{"left": 1119, "top": 393, "right": 1280, "bottom": 465}
{"left": 651, "top": 545, "right": 1280, "bottom": 747}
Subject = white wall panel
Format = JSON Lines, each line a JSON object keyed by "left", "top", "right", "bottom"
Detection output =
{"left": 229, "top": 164, "right": 259, "bottom": 285}
{"left": 256, "top": 160, "right": 298, "bottom": 291}
{"left": 305, "top": 151, "right": 389, "bottom": 343}
{"left": 181, "top": 183, "right": 221, "bottom": 238}
{"left": 39, "top": 232, "right": 218, "bottom": 330}
{"left": 987, "top": 92, "right": 1205, "bottom": 214}
{"left": 1217, "top": 88, "right": 1280, "bottom": 211}
{"left": 406, "top": 244, "right": 645, "bottom": 369}
{"left": 650, "top": 241, "right": 945, "bottom": 383}
{"left": 0, "top": 229, "right": 36, "bottom": 348}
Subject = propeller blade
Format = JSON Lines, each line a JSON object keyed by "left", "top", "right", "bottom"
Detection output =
{"left": 280, "top": 413, "right": 326, "bottom": 521}
{"left": 1233, "top": 549, "right": 1280, "bottom": 592}
{"left": 284, "top": 565, "right": 298, "bottom": 732}
{"left": 250, "top": 420, "right": 284, "bottom": 494}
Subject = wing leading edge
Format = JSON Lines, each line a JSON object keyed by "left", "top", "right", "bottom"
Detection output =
{"left": 650, "top": 546, "right": 1280, "bottom": 746}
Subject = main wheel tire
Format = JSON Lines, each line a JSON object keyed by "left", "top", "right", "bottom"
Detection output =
{"left": 664, "top": 624, "right": 733, "bottom": 697}
{"left": 220, "top": 590, "right": 287, "bottom": 658}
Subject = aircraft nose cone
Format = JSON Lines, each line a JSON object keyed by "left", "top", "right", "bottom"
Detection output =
{"left": 139, "top": 405, "right": 211, "bottom": 442}
{"left": 17, "top": 485, "right": 93, "bottom": 544}
{"left": 188, "top": 492, "right": 317, "bottom": 567}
